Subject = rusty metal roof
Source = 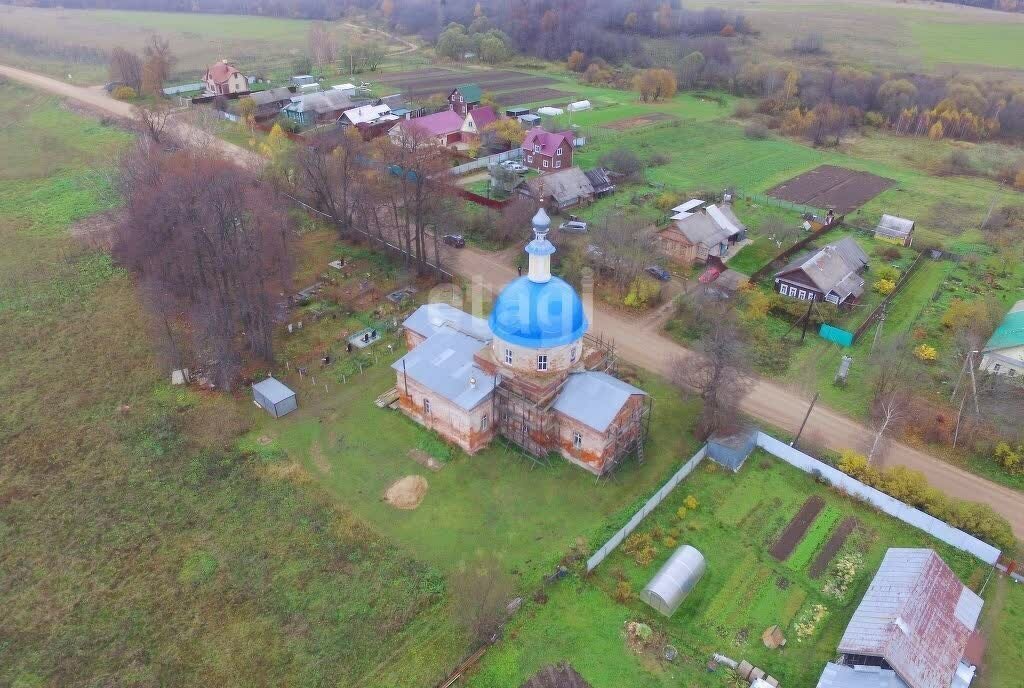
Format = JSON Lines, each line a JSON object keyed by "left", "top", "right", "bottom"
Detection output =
{"left": 837, "top": 548, "right": 983, "bottom": 688}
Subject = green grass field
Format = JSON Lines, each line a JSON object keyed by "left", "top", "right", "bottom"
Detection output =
{"left": 467, "top": 451, "right": 992, "bottom": 688}
{"left": 0, "top": 83, "right": 456, "bottom": 688}
{"left": 0, "top": 6, "right": 392, "bottom": 82}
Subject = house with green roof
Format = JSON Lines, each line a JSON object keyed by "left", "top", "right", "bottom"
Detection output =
{"left": 448, "top": 83, "right": 482, "bottom": 116}
{"left": 980, "top": 299, "right": 1024, "bottom": 378}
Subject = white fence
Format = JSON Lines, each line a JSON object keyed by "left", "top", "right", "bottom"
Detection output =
{"left": 586, "top": 446, "right": 706, "bottom": 573}
{"left": 755, "top": 433, "right": 1001, "bottom": 565}
{"left": 448, "top": 148, "right": 523, "bottom": 177}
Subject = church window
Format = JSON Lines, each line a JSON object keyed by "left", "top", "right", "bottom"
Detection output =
{"left": 481, "top": 414, "right": 490, "bottom": 430}
{"left": 570, "top": 346, "right": 577, "bottom": 363}
{"left": 573, "top": 431, "right": 583, "bottom": 449}
{"left": 537, "top": 354, "right": 548, "bottom": 371}
{"left": 505, "top": 348, "right": 513, "bottom": 365}
{"left": 423, "top": 398, "right": 431, "bottom": 413}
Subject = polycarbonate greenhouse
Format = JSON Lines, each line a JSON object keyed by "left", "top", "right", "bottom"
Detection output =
{"left": 640, "top": 545, "right": 706, "bottom": 617}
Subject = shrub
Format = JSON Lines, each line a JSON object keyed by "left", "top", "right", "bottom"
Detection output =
{"left": 873, "top": 278, "right": 896, "bottom": 295}
{"left": 994, "top": 442, "right": 1023, "bottom": 474}
{"left": 875, "top": 245, "right": 901, "bottom": 261}
{"left": 663, "top": 536, "right": 678, "bottom": 548}
{"left": 1015, "top": 168, "right": 1024, "bottom": 190}
{"left": 684, "top": 495, "right": 698, "bottom": 510}
{"left": 614, "top": 580, "right": 633, "bottom": 603}
{"left": 623, "top": 532, "right": 657, "bottom": 566}
{"left": 651, "top": 525, "right": 664, "bottom": 539}
{"left": 733, "top": 101, "right": 754, "bottom": 118}
{"left": 648, "top": 152, "right": 671, "bottom": 167}
{"left": 112, "top": 85, "right": 137, "bottom": 101}
{"left": 654, "top": 192, "right": 682, "bottom": 211}
{"left": 864, "top": 111, "right": 885, "bottom": 128}
{"left": 947, "top": 150, "right": 975, "bottom": 175}
{"left": 875, "top": 265, "right": 900, "bottom": 282}
{"left": 913, "top": 343, "right": 937, "bottom": 362}
{"left": 676, "top": 506, "right": 688, "bottom": 520}
{"left": 744, "top": 122, "right": 770, "bottom": 139}
{"left": 623, "top": 277, "right": 657, "bottom": 309}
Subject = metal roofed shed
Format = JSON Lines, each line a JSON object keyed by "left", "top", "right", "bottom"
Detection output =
{"left": 640, "top": 545, "right": 706, "bottom": 617}
{"left": 835, "top": 548, "right": 983, "bottom": 688}
{"left": 874, "top": 214, "right": 915, "bottom": 247}
{"left": 252, "top": 377, "right": 297, "bottom": 418}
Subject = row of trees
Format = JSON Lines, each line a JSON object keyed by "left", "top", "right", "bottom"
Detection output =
{"left": 436, "top": 21, "right": 514, "bottom": 63}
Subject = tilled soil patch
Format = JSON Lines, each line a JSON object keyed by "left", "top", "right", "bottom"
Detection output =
{"left": 809, "top": 516, "right": 858, "bottom": 577}
{"left": 770, "top": 495, "right": 825, "bottom": 561}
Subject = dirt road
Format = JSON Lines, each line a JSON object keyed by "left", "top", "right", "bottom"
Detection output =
{"left": 448, "top": 245, "right": 1024, "bottom": 540}
{"left": 4, "top": 61, "right": 1021, "bottom": 540}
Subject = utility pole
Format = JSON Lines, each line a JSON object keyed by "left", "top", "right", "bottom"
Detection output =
{"left": 967, "top": 350, "right": 981, "bottom": 415}
{"left": 870, "top": 306, "right": 886, "bottom": 355}
{"left": 791, "top": 392, "right": 819, "bottom": 449}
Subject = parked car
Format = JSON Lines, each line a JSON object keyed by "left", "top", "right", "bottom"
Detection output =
{"left": 645, "top": 265, "right": 671, "bottom": 281}
{"left": 443, "top": 234, "right": 466, "bottom": 248}
{"left": 500, "top": 160, "right": 528, "bottom": 173}
{"left": 558, "top": 220, "right": 588, "bottom": 233}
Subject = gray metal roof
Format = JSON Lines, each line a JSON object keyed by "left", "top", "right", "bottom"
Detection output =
{"left": 248, "top": 86, "right": 295, "bottom": 107}
{"left": 403, "top": 303, "right": 491, "bottom": 341}
{"left": 837, "top": 548, "right": 982, "bottom": 688}
{"left": 552, "top": 371, "right": 645, "bottom": 432}
{"left": 391, "top": 326, "right": 493, "bottom": 411}
{"left": 252, "top": 376, "right": 295, "bottom": 404}
{"left": 521, "top": 167, "right": 594, "bottom": 205}
{"left": 284, "top": 90, "right": 364, "bottom": 115}
{"left": 671, "top": 204, "right": 746, "bottom": 248}
{"left": 639, "top": 544, "right": 705, "bottom": 617}
{"left": 776, "top": 237, "right": 869, "bottom": 298}
{"left": 817, "top": 663, "right": 907, "bottom": 688}
{"left": 875, "top": 215, "right": 915, "bottom": 238}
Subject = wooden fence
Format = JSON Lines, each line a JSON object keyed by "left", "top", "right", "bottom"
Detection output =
{"left": 851, "top": 250, "right": 927, "bottom": 342}
{"left": 747, "top": 217, "right": 845, "bottom": 284}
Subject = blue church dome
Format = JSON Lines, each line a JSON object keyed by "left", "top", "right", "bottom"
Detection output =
{"left": 488, "top": 276, "right": 588, "bottom": 348}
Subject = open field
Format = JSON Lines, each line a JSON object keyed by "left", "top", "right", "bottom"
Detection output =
{"left": 369, "top": 66, "right": 559, "bottom": 99}
{"left": 687, "top": 0, "right": 1024, "bottom": 79}
{"left": 0, "top": 82, "right": 454, "bottom": 688}
{"left": 0, "top": 6, "right": 398, "bottom": 83}
{"left": 466, "top": 451, "right": 995, "bottom": 688}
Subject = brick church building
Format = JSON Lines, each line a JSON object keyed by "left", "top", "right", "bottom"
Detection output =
{"left": 391, "top": 209, "right": 650, "bottom": 475}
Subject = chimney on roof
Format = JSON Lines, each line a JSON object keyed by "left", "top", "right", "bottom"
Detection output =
{"left": 222, "top": 59, "right": 228, "bottom": 64}
{"left": 469, "top": 376, "right": 477, "bottom": 388}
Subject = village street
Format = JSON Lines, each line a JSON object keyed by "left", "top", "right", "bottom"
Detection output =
{"left": 4, "top": 61, "right": 1021, "bottom": 538}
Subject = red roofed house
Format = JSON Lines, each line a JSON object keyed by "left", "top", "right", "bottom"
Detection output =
{"left": 203, "top": 60, "right": 249, "bottom": 96}
{"left": 817, "top": 548, "right": 984, "bottom": 688}
{"left": 460, "top": 106, "right": 498, "bottom": 143}
{"left": 522, "top": 127, "right": 573, "bottom": 172}
{"left": 388, "top": 109, "right": 466, "bottom": 148}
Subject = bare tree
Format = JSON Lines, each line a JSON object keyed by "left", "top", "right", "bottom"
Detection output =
{"left": 109, "top": 47, "right": 142, "bottom": 91}
{"left": 141, "top": 34, "right": 176, "bottom": 96}
{"left": 135, "top": 101, "right": 173, "bottom": 143}
{"left": 114, "top": 145, "right": 293, "bottom": 389}
{"left": 294, "top": 127, "right": 366, "bottom": 237}
{"left": 589, "top": 211, "right": 660, "bottom": 289}
{"left": 308, "top": 22, "right": 336, "bottom": 73}
{"left": 452, "top": 553, "right": 513, "bottom": 646}
{"left": 867, "top": 337, "right": 911, "bottom": 462}
{"left": 670, "top": 297, "right": 753, "bottom": 439}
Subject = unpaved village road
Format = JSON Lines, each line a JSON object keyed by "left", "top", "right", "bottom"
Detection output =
{"left": 4, "top": 62, "right": 1022, "bottom": 540}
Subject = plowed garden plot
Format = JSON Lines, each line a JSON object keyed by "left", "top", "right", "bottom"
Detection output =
{"left": 603, "top": 112, "right": 677, "bottom": 131}
{"left": 809, "top": 517, "right": 859, "bottom": 578}
{"left": 766, "top": 164, "right": 894, "bottom": 214}
{"left": 494, "top": 88, "right": 572, "bottom": 105}
{"left": 770, "top": 495, "right": 825, "bottom": 560}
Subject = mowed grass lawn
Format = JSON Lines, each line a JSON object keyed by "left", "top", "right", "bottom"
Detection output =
{"left": 251, "top": 361, "right": 703, "bottom": 578}
{"left": 467, "top": 451, "right": 993, "bottom": 688}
